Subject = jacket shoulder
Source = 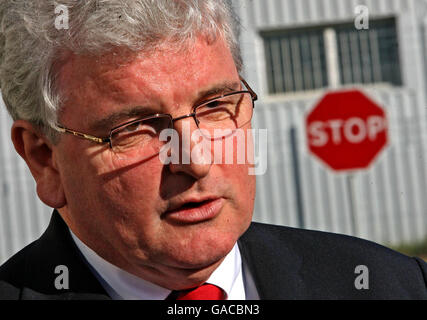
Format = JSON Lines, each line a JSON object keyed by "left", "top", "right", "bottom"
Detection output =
{"left": 240, "top": 222, "right": 427, "bottom": 299}
{"left": 0, "top": 240, "right": 40, "bottom": 299}
{"left": 244, "top": 222, "right": 421, "bottom": 262}
{"left": 0, "top": 211, "right": 109, "bottom": 300}
{"left": 0, "top": 241, "right": 38, "bottom": 288}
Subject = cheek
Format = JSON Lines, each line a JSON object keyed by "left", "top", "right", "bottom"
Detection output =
{"left": 212, "top": 160, "right": 255, "bottom": 234}
{"left": 86, "top": 153, "right": 164, "bottom": 241}
{"left": 218, "top": 129, "right": 256, "bottom": 210}
{"left": 61, "top": 145, "right": 162, "bottom": 212}
{"left": 98, "top": 153, "right": 163, "bottom": 207}
{"left": 228, "top": 165, "right": 256, "bottom": 211}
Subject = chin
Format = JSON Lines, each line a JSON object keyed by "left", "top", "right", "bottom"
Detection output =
{"left": 163, "top": 228, "right": 239, "bottom": 270}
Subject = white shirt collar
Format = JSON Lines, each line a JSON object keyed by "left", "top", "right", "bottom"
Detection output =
{"left": 69, "top": 229, "right": 246, "bottom": 300}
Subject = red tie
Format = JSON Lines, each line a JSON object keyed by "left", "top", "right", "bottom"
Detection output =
{"left": 171, "top": 284, "right": 226, "bottom": 300}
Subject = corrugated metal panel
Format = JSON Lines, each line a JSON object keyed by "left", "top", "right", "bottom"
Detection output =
{"left": 233, "top": 0, "right": 427, "bottom": 246}
{"left": 244, "top": 0, "right": 411, "bottom": 29}
{"left": 251, "top": 87, "right": 427, "bottom": 245}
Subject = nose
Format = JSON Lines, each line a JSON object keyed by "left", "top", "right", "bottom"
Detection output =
{"left": 167, "top": 117, "right": 213, "bottom": 179}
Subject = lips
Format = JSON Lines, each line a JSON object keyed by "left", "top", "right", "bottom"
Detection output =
{"left": 163, "top": 198, "right": 224, "bottom": 224}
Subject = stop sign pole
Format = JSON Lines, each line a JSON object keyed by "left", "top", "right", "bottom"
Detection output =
{"left": 306, "top": 89, "right": 388, "bottom": 236}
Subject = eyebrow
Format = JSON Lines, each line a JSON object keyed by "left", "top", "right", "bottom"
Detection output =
{"left": 90, "top": 80, "right": 242, "bottom": 132}
{"left": 90, "top": 106, "right": 156, "bottom": 132}
{"left": 195, "top": 81, "right": 241, "bottom": 101}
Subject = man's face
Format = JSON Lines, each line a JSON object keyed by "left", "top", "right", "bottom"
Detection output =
{"left": 54, "top": 35, "right": 256, "bottom": 287}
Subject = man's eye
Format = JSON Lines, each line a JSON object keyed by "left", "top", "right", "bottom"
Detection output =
{"left": 124, "top": 122, "right": 142, "bottom": 132}
{"left": 205, "top": 100, "right": 222, "bottom": 108}
{"left": 112, "top": 122, "right": 158, "bottom": 149}
{"left": 113, "top": 120, "right": 158, "bottom": 140}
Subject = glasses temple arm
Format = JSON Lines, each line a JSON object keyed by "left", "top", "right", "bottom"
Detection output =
{"left": 55, "top": 125, "right": 110, "bottom": 145}
{"left": 239, "top": 76, "right": 258, "bottom": 101}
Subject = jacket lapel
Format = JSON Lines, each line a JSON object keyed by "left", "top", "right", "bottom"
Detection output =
{"left": 238, "top": 222, "right": 306, "bottom": 299}
{"left": 21, "top": 210, "right": 110, "bottom": 299}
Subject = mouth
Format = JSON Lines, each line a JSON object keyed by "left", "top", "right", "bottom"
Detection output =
{"left": 162, "top": 198, "right": 224, "bottom": 224}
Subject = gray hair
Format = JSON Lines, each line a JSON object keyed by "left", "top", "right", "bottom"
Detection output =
{"left": 0, "top": 0, "right": 242, "bottom": 141}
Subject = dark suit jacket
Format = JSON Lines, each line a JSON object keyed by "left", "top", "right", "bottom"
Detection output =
{"left": 0, "top": 210, "right": 426, "bottom": 299}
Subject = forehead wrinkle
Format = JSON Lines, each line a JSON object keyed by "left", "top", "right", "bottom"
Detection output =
{"left": 59, "top": 61, "right": 147, "bottom": 128}
{"left": 58, "top": 35, "right": 238, "bottom": 129}
{"left": 57, "top": 34, "right": 224, "bottom": 104}
{"left": 59, "top": 49, "right": 139, "bottom": 98}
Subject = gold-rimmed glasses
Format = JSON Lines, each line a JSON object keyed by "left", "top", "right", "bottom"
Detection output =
{"left": 54, "top": 77, "right": 257, "bottom": 159}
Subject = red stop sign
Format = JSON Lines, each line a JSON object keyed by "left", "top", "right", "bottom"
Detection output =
{"left": 306, "top": 90, "right": 388, "bottom": 171}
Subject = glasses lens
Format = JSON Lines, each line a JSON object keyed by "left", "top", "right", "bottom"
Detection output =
{"left": 195, "top": 92, "right": 253, "bottom": 135}
{"left": 108, "top": 92, "right": 254, "bottom": 160}
{"left": 110, "top": 115, "right": 172, "bottom": 156}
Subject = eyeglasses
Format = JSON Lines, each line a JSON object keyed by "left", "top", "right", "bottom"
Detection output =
{"left": 54, "top": 77, "right": 257, "bottom": 160}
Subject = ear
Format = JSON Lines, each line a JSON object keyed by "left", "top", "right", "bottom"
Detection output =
{"left": 11, "top": 120, "right": 66, "bottom": 209}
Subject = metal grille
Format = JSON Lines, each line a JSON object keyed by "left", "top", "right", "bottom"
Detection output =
{"left": 336, "top": 18, "right": 402, "bottom": 86}
{"left": 263, "top": 29, "right": 328, "bottom": 94}
{"left": 263, "top": 18, "right": 402, "bottom": 94}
